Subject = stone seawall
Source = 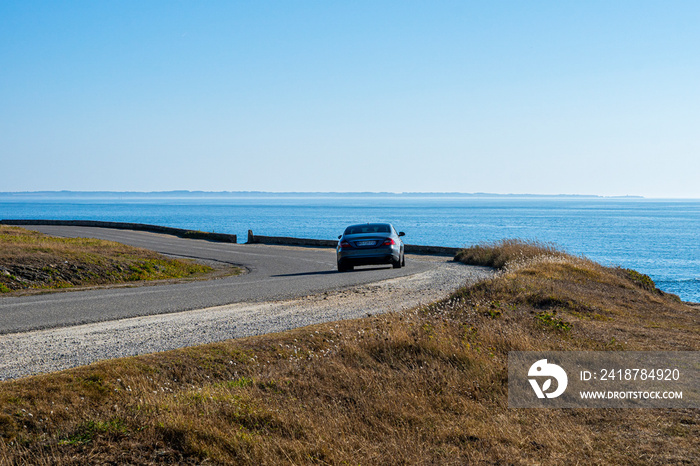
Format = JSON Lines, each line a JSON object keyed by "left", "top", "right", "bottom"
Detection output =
{"left": 1, "top": 221, "right": 461, "bottom": 256}
{"left": 247, "top": 230, "right": 460, "bottom": 256}
{"left": 0, "top": 220, "right": 238, "bottom": 243}
{"left": 247, "top": 230, "right": 338, "bottom": 248}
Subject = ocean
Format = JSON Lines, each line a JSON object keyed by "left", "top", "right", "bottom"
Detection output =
{"left": 1, "top": 193, "right": 698, "bottom": 303}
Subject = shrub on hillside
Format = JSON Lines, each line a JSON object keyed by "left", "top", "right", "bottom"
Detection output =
{"left": 455, "top": 239, "right": 566, "bottom": 269}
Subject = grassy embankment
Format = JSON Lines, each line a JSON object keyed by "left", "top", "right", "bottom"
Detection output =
{"left": 0, "top": 238, "right": 698, "bottom": 464}
{"left": 0, "top": 226, "right": 224, "bottom": 294}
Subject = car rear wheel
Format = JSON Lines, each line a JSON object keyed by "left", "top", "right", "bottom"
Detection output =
{"left": 338, "top": 260, "right": 353, "bottom": 272}
{"left": 392, "top": 256, "right": 402, "bottom": 269}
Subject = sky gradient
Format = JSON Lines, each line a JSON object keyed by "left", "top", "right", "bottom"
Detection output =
{"left": 2, "top": 1, "right": 699, "bottom": 197}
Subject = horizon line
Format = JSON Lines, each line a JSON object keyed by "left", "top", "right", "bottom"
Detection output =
{"left": 0, "top": 190, "right": 653, "bottom": 199}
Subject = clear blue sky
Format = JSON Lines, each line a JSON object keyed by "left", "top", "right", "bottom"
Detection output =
{"left": 2, "top": 1, "right": 698, "bottom": 197}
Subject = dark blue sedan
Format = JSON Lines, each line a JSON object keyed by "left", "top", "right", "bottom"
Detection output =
{"left": 336, "top": 223, "right": 405, "bottom": 272}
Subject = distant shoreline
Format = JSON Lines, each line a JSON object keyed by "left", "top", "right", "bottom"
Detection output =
{"left": 0, "top": 190, "right": 644, "bottom": 199}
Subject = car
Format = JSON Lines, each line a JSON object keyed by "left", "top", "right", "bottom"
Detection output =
{"left": 336, "top": 223, "right": 406, "bottom": 272}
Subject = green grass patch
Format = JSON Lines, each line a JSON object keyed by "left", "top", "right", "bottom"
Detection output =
{"left": 0, "top": 225, "right": 221, "bottom": 293}
{"left": 535, "top": 310, "right": 573, "bottom": 331}
{"left": 623, "top": 268, "right": 658, "bottom": 293}
{"left": 59, "top": 418, "right": 130, "bottom": 446}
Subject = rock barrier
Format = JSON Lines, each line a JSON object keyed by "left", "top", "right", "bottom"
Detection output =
{"left": 0, "top": 221, "right": 461, "bottom": 256}
{"left": 247, "top": 230, "right": 337, "bottom": 248}
{"left": 247, "top": 230, "right": 460, "bottom": 256}
{"left": 0, "top": 220, "right": 237, "bottom": 243}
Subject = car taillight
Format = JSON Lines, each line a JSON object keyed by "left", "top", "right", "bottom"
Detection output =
{"left": 340, "top": 241, "right": 352, "bottom": 248}
{"left": 382, "top": 238, "right": 395, "bottom": 246}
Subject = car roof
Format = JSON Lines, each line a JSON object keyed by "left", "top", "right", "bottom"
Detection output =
{"left": 346, "top": 223, "right": 392, "bottom": 229}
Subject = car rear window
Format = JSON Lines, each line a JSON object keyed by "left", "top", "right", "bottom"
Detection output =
{"left": 345, "top": 224, "right": 391, "bottom": 235}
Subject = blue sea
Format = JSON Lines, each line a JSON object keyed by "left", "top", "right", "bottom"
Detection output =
{"left": 1, "top": 193, "right": 698, "bottom": 303}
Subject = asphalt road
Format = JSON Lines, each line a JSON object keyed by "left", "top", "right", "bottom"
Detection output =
{"left": 0, "top": 226, "right": 441, "bottom": 334}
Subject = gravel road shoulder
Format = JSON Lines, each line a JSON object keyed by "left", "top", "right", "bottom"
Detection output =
{"left": 0, "top": 258, "right": 493, "bottom": 381}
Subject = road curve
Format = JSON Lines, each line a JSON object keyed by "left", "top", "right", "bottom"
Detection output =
{"left": 0, "top": 226, "right": 445, "bottom": 334}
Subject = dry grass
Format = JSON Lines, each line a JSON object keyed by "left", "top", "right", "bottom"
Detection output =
{"left": 0, "top": 240, "right": 697, "bottom": 464}
{"left": 0, "top": 226, "right": 216, "bottom": 293}
{"left": 455, "top": 238, "right": 567, "bottom": 270}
